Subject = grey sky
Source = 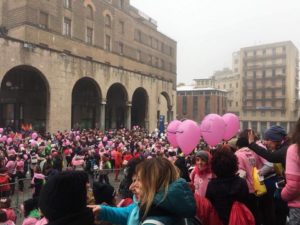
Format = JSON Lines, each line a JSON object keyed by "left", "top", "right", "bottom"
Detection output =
{"left": 131, "top": 0, "right": 300, "bottom": 84}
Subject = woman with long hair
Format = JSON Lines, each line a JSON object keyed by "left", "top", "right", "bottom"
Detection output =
{"left": 90, "top": 157, "right": 196, "bottom": 225}
{"left": 281, "top": 117, "right": 300, "bottom": 225}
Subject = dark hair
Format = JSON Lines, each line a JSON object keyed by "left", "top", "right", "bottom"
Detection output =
{"left": 23, "top": 198, "right": 39, "bottom": 218}
{"left": 239, "top": 129, "right": 259, "bottom": 141}
{"left": 292, "top": 117, "right": 300, "bottom": 156}
{"left": 236, "top": 137, "right": 249, "bottom": 149}
{"left": 211, "top": 150, "right": 238, "bottom": 178}
{"left": 0, "top": 210, "right": 7, "bottom": 222}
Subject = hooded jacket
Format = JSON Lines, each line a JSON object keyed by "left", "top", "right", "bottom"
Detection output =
{"left": 99, "top": 178, "right": 196, "bottom": 225}
{"left": 206, "top": 175, "right": 249, "bottom": 225}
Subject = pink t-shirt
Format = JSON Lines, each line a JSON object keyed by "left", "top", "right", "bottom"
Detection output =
{"left": 235, "top": 147, "right": 264, "bottom": 193}
{"left": 281, "top": 144, "right": 300, "bottom": 208}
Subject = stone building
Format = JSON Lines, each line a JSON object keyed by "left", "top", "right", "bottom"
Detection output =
{"left": 0, "top": 0, "right": 177, "bottom": 132}
{"left": 239, "top": 41, "right": 299, "bottom": 134}
{"left": 194, "top": 41, "right": 299, "bottom": 135}
{"left": 177, "top": 85, "right": 227, "bottom": 122}
{"left": 194, "top": 68, "right": 240, "bottom": 115}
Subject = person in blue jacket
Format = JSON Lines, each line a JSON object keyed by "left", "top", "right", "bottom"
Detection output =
{"left": 89, "top": 157, "right": 196, "bottom": 225}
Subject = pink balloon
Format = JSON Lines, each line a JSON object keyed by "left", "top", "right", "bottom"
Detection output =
{"left": 103, "top": 136, "right": 108, "bottom": 142}
{"left": 166, "top": 120, "right": 182, "bottom": 147}
{"left": 32, "top": 132, "right": 38, "bottom": 140}
{"left": 200, "top": 114, "right": 225, "bottom": 146}
{"left": 6, "top": 137, "right": 12, "bottom": 144}
{"left": 176, "top": 120, "right": 201, "bottom": 155}
{"left": 75, "top": 135, "right": 80, "bottom": 141}
{"left": 0, "top": 128, "right": 3, "bottom": 134}
{"left": 107, "top": 140, "right": 113, "bottom": 146}
{"left": 222, "top": 113, "right": 240, "bottom": 141}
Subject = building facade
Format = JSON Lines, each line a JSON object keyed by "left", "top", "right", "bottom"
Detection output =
{"left": 194, "top": 68, "right": 240, "bottom": 115}
{"left": 239, "top": 41, "right": 299, "bottom": 134}
{"left": 0, "top": 0, "right": 177, "bottom": 132}
{"left": 193, "top": 41, "right": 299, "bottom": 135}
{"left": 177, "top": 86, "right": 227, "bottom": 122}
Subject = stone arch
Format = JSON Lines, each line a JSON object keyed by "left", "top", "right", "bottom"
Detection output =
{"left": 131, "top": 87, "right": 149, "bottom": 129}
{"left": 0, "top": 65, "right": 50, "bottom": 132}
{"left": 105, "top": 83, "right": 128, "bottom": 129}
{"left": 158, "top": 91, "right": 172, "bottom": 124}
{"left": 71, "top": 77, "right": 102, "bottom": 129}
{"left": 103, "top": 10, "right": 113, "bottom": 27}
{"left": 83, "top": 0, "right": 96, "bottom": 12}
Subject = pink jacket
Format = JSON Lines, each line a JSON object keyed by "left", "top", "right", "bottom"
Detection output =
{"left": 235, "top": 147, "right": 264, "bottom": 193}
{"left": 281, "top": 144, "right": 300, "bottom": 208}
{"left": 22, "top": 217, "right": 38, "bottom": 225}
{"left": 190, "top": 166, "right": 212, "bottom": 197}
{"left": 35, "top": 217, "right": 48, "bottom": 225}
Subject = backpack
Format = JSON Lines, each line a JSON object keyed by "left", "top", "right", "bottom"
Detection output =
{"left": 228, "top": 201, "right": 255, "bottom": 225}
{"left": 194, "top": 194, "right": 222, "bottom": 225}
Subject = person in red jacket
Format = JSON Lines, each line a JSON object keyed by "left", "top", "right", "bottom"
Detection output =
{"left": 114, "top": 148, "right": 122, "bottom": 182}
{"left": 0, "top": 168, "right": 10, "bottom": 198}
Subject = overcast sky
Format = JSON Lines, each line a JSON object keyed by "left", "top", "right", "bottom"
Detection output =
{"left": 130, "top": 0, "right": 300, "bottom": 84}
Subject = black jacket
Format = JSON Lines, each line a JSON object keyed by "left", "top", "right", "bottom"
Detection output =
{"left": 206, "top": 176, "right": 249, "bottom": 225}
{"left": 46, "top": 208, "right": 95, "bottom": 225}
{"left": 248, "top": 141, "right": 289, "bottom": 169}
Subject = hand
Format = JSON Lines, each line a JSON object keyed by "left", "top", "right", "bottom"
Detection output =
{"left": 87, "top": 205, "right": 101, "bottom": 217}
{"left": 248, "top": 130, "right": 255, "bottom": 145}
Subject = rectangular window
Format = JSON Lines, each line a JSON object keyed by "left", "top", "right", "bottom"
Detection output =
{"left": 39, "top": 12, "right": 49, "bottom": 29}
{"left": 205, "top": 96, "right": 210, "bottom": 115}
{"left": 119, "top": 21, "right": 124, "bottom": 34}
{"left": 169, "top": 63, "right": 173, "bottom": 72}
{"left": 86, "top": 27, "right": 93, "bottom": 44}
{"left": 136, "top": 50, "right": 141, "bottom": 61}
{"left": 119, "top": 42, "right": 124, "bottom": 55}
{"left": 119, "top": 0, "right": 124, "bottom": 9}
{"left": 182, "top": 96, "right": 187, "bottom": 115}
{"left": 160, "top": 59, "right": 164, "bottom": 69}
{"left": 193, "top": 96, "right": 198, "bottom": 118}
{"left": 154, "top": 57, "right": 159, "bottom": 67}
{"left": 148, "top": 55, "right": 152, "bottom": 65}
{"left": 105, "top": 35, "right": 111, "bottom": 51}
{"left": 63, "top": 17, "right": 71, "bottom": 36}
{"left": 63, "top": 0, "right": 71, "bottom": 9}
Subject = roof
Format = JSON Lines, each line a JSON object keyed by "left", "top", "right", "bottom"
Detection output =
{"left": 176, "top": 85, "right": 227, "bottom": 92}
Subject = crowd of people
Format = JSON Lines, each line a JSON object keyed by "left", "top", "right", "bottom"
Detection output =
{"left": 0, "top": 117, "right": 298, "bottom": 225}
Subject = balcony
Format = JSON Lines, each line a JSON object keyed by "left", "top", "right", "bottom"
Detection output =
{"left": 242, "top": 106, "right": 285, "bottom": 111}
{"left": 244, "top": 53, "right": 287, "bottom": 62}
{"left": 244, "top": 63, "right": 286, "bottom": 70}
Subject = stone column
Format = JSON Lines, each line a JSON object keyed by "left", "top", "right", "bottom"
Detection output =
{"left": 167, "top": 106, "right": 173, "bottom": 123}
{"left": 126, "top": 102, "right": 132, "bottom": 130}
{"left": 100, "top": 99, "right": 106, "bottom": 131}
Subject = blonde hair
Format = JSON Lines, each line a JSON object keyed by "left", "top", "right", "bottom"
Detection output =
{"left": 136, "top": 157, "right": 179, "bottom": 219}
